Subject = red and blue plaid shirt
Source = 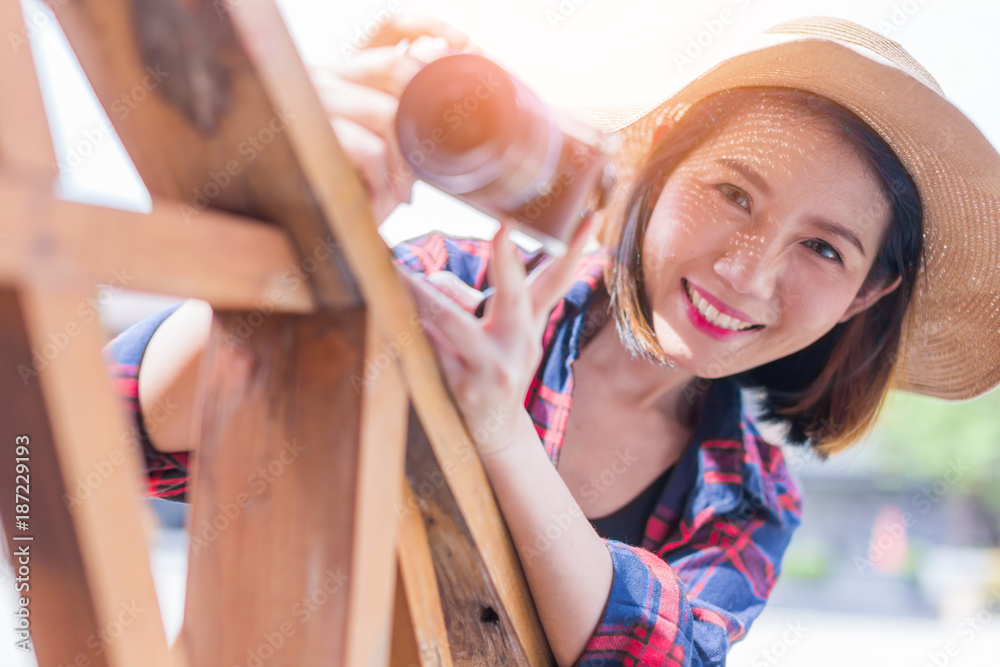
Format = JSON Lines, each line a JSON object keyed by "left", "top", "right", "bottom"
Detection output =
{"left": 103, "top": 232, "right": 803, "bottom": 666}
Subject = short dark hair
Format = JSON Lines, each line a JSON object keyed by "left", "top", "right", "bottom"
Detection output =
{"left": 600, "top": 88, "right": 923, "bottom": 456}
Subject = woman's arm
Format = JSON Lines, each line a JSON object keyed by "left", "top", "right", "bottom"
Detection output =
{"left": 477, "top": 409, "right": 615, "bottom": 667}
{"left": 469, "top": 409, "right": 802, "bottom": 667}
{"left": 102, "top": 301, "right": 197, "bottom": 500}
{"left": 136, "top": 299, "right": 213, "bottom": 453}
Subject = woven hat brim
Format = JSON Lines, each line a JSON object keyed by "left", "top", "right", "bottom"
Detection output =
{"left": 569, "top": 19, "right": 1000, "bottom": 401}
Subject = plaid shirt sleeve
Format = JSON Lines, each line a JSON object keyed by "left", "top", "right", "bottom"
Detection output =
{"left": 101, "top": 303, "right": 191, "bottom": 502}
{"left": 574, "top": 431, "right": 803, "bottom": 667}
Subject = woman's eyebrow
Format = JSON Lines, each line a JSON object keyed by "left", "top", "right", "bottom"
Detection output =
{"left": 716, "top": 158, "right": 771, "bottom": 196}
{"left": 716, "top": 158, "right": 868, "bottom": 257}
{"left": 808, "top": 217, "right": 867, "bottom": 257}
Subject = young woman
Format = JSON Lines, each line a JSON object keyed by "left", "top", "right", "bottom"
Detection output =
{"left": 103, "top": 16, "right": 1000, "bottom": 667}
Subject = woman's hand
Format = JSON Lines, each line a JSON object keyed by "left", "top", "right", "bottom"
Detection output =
{"left": 399, "top": 215, "right": 596, "bottom": 458}
{"left": 309, "top": 17, "right": 476, "bottom": 224}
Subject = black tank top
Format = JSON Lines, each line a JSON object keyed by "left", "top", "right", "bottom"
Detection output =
{"left": 588, "top": 464, "right": 675, "bottom": 545}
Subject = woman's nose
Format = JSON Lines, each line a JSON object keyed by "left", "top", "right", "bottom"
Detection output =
{"left": 712, "top": 231, "right": 779, "bottom": 301}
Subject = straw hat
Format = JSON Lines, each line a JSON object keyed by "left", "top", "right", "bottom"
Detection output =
{"left": 573, "top": 16, "right": 1000, "bottom": 401}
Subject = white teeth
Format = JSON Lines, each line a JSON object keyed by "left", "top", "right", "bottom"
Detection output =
{"left": 684, "top": 282, "right": 755, "bottom": 332}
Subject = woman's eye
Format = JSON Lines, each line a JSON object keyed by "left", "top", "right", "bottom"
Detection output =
{"left": 804, "top": 239, "right": 843, "bottom": 264}
{"left": 717, "top": 183, "right": 751, "bottom": 212}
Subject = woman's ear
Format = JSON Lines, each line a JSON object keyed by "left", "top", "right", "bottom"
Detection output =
{"left": 837, "top": 274, "right": 903, "bottom": 323}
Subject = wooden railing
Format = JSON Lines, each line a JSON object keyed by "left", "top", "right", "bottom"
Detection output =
{"left": 0, "top": 1, "right": 554, "bottom": 665}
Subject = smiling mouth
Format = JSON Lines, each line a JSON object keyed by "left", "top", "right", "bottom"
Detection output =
{"left": 682, "top": 279, "right": 764, "bottom": 333}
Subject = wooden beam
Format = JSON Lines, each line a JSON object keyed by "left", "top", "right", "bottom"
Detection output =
{"left": 0, "top": 172, "right": 315, "bottom": 313}
{"left": 53, "top": 0, "right": 360, "bottom": 308}
{"left": 224, "top": 2, "right": 554, "bottom": 663}
{"left": 182, "top": 305, "right": 369, "bottom": 665}
{"left": 0, "top": 0, "right": 58, "bottom": 180}
{"left": 0, "top": 285, "right": 179, "bottom": 667}
{"left": 393, "top": 480, "right": 453, "bottom": 667}
{"left": 345, "top": 312, "right": 411, "bottom": 667}
{"left": 405, "top": 411, "right": 550, "bottom": 665}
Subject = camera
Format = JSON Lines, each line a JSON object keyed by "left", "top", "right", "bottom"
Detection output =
{"left": 396, "top": 54, "right": 615, "bottom": 254}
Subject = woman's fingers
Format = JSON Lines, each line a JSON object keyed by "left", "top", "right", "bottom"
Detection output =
{"left": 330, "top": 117, "right": 411, "bottom": 222}
{"left": 316, "top": 45, "right": 423, "bottom": 99}
{"left": 526, "top": 213, "right": 596, "bottom": 315}
{"left": 425, "top": 271, "right": 487, "bottom": 313}
{"left": 312, "top": 68, "right": 398, "bottom": 137}
{"left": 482, "top": 222, "right": 530, "bottom": 326}
{"left": 362, "top": 15, "right": 475, "bottom": 52}
{"left": 399, "top": 269, "right": 489, "bottom": 363}
{"left": 319, "top": 70, "right": 415, "bottom": 220}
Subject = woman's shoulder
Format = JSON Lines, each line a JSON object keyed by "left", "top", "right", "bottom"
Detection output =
{"left": 691, "top": 379, "right": 804, "bottom": 527}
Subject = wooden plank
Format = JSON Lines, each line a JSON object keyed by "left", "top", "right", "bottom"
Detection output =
{"left": 0, "top": 287, "right": 105, "bottom": 666}
{"left": 390, "top": 558, "right": 424, "bottom": 667}
{"left": 344, "top": 313, "right": 410, "bottom": 667}
{"left": 0, "top": 0, "right": 57, "bottom": 180}
{"left": 0, "top": 286, "right": 177, "bottom": 667}
{"left": 52, "top": 0, "right": 360, "bottom": 308}
{"left": 222, "top": 4, "right": 554, "bottom": 663}
{"left": 393, "top": 480, "right": 453, "bottom": 667}
{"left": 405, "top": 411, "right": 546, "bottom": 665}
{"left": 182, "top": 305, "right": 368, "bottom": 666}
{"left": 0, "top": 171, "right": 314, "bottom": 312}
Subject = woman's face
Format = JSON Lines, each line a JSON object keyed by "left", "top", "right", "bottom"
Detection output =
{"left": 641, "top": 101, "right": 900, "bottom": 378}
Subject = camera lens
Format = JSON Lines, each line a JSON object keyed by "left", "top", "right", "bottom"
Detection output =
{"left": 397, "top": 54, "right": 560, "bottom": 203}
{"left": 397, "top": 53, "right": 613, "bottom": 249}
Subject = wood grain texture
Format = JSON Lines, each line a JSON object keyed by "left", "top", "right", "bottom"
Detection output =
{"left": 0, "top": 172, "right": 315, "bottom": 311}
{"left": 405, "top": 408, "right": 553, "bottom": 666}
{"left": 0, "top": 0, "right": 57, "bottom": 180}
{"left": 394, "top": 480, "right": 453, "bottom": 667}
{"left": 345, "top": 312, "right": 410, "bottom": 667}
{"left": 182, "top": 305, "right": 367, "bottom": 666}
{"left": 0, "top": 286, "right": 177, "bottom": 667}
{"left": 390, "top": 557, "right": 425, "bottom": 667}
{"left": 53, "top": 0, "right": 359, "bottom": 308}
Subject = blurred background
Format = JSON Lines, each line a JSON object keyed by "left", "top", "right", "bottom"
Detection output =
{"left": 3, "top": 0, "right": 1000, "bottom": 665}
